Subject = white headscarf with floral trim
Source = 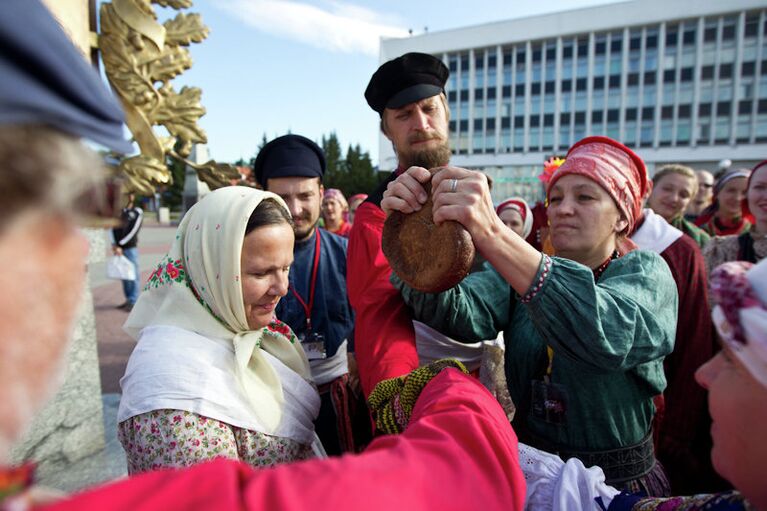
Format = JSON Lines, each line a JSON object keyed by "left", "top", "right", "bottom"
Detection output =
{"left": 124, "top": 186, "right": 317, "bottom": 436}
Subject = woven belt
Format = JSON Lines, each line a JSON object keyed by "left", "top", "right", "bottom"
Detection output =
{"left": 558, "top": 431, "right": 656, "bottom": 484}
{"left": 525, "top": 430, "right": 656, "bottom": 485}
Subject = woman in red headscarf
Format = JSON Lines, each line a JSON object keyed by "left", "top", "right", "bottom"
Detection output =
{"left": 704, "top": 161, "right": 767, "bottom": 274}
{"left": 695, "top": 168, "right": 752, "bottom": 236}
{"left": 382, "top": 136, "right": 677, "bottom": 495}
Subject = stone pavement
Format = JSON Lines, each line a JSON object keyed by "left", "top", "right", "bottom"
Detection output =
{"left": 57, "top": 221, "right": 177, "bottom": 492}
{"left": 92, "top": 223, "right": 176, "bottom": 394}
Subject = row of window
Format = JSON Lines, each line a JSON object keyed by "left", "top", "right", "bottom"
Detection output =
{"left": 449, "top": 122, "right": 767, "bottom": 156}
{"left": 449, "top": 13, "right": 766, "bottom": 75}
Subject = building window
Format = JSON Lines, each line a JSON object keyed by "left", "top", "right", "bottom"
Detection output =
{"left": 485, "top": 131, "right": 495, "bottom": 152}
{"left": 639, "top": 121, "right": 654, "bottom": 146}
{"left": 513, "top": 127, "right": 524, "bottom": 152}
{"left": 607, "top": 122, "right": 619, "bottom": 140}
{"left": 659, "top": 119, "right": 673, "bottom": 145}
{"left": 662, "top": 83, "right": 675, "bottom": 105}
{"left": 715, "top": 117, "right": 730, "bottom": 144}
{"left": 626, "top": 86, "right": 639, "bottom": 107}
{"left": 677, "top": 120, "right": 691, "bottom": 144}
{"left": 736, "top": 115, "right": 751, "bottom": 143}
{"left": 682, "top": 28, "right": 696, "bottom": 45}
{"left": 542, "top": 126, "right": 554, "bottom": 150}
{"left": 697, "top": 119, "right": 711, "bottom": 143}
{"left": 624, "top": 121, "right": 637, "bottom": 146}
{"left": 718, "top": 81, "right": 734, "bottom": 101}
{"left": 531, "top": 95, "right": 541, "bottom": 115}
{"left": 755, "top": 114, "right": 767, "bottom": 142}
{"left": 559, "top": 125, "right": 571, "bottom": 148}
{"left": 643, "top": 85, "right": 656, "bottom": 106}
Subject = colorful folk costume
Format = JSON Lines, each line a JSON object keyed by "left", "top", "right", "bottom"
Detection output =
{"left": 118, "top": 187, "right": 320, "bottom": 473}
{"left": 396, "top": 137, "right": 676, "bottom": 495}
{"left": 631, "top": 209, "right": 722, "bottom": 493}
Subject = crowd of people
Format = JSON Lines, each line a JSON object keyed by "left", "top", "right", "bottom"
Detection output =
{"left": 2, "top": 2, "right": 767, "bottom": 510}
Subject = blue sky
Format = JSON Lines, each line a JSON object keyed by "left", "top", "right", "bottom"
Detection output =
{"left": 128, "top": 0, "right": 623, "bottom": 165}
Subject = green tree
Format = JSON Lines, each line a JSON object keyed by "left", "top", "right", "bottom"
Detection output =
{"left": 322, "top": 132, "right": 344, "bottom": 188}
{"left": 344, "top": 143, "right": 381, "bottom": 196}
{"left": 249, "top": 133, "right": 270, "bottom": 168}
{"left": 163, "top": 151, "right": 187, "bottom": 210}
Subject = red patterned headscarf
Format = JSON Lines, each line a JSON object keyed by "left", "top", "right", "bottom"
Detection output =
{"left": 323, "top": 188, "right": 349, "bottom": 211}
{"left": 546, "top": 136, "right": 647, "bottom": 234}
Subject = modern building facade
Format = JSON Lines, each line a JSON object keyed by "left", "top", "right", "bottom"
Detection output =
{"left": 378, "top": 0, "right": 767, "bottom": 203}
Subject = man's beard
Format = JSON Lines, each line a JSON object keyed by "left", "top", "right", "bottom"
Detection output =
{"left": 294, "top": 216, "right": 320, "bottom": 242}
{"left": 398, "top": 134, "right": 451, "bottom": 170}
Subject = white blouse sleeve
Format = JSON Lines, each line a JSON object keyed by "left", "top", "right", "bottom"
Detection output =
{"left": 519, "top": 443, "right": 620, "bottom": 511}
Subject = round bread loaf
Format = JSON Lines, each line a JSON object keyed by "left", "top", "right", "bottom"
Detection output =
{"left": 382, "top": 172, "right": 475, "bottom": 293}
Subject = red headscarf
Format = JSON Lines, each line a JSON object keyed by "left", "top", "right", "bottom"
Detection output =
{"left": 546, "top": 136, "right": 647, "bottom": 234}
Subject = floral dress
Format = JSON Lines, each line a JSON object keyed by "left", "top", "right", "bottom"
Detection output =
{"left": 118, "top": 410, "right": 314, "bottom": 474}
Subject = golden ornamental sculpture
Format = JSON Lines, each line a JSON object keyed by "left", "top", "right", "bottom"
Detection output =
{"left": 99, "top": 0, "right": 239, "bottom": 195}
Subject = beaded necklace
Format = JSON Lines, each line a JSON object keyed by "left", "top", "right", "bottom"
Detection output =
{"left": 592, "top": 250, "right": 620, "bottom": 282}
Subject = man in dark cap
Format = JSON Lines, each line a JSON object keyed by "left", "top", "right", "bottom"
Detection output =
{"left": 254, "top": 134, "right": 360, "bottom": 456}
{"left": 347, "top": 53, "right": 452, "bottom": 396}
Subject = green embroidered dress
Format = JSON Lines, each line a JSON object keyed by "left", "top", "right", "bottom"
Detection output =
{"left": 394, "top": 250, "right": 677, "bottom": 453}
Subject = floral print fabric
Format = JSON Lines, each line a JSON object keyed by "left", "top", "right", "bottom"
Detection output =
{"left": 118, "top": 409, "right": 313, "bottom": 474}
{"left": 607, "top": 490, "right": 750, "bottom": 510}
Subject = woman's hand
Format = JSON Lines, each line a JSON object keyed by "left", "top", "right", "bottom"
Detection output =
{"left": 433, "top": 167, "right": 542, "bottom": 296}
{"left": 431, "top": 167, "right": 504, "bottom": 249}
{"left": 381, "top": 166, "right": 432, "bottom": 216}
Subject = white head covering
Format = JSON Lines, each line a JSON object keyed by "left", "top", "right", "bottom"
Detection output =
{"left": 124, "top": 186, "right": 315, "bottom": 433}
{"left": 710, "top": 258, "right": 767, "bottom": 388}
{"left": 496, "top": 197, "right": 534, "bottom": 239}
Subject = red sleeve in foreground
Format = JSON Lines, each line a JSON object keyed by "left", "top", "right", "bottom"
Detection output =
{"left": 346, "top": 202, "right": 419, "bottom": 396}
{"left": 42, "top": 370, "right": 525, "bottom": 511}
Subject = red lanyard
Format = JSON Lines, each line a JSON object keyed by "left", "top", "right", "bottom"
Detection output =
{"left": 289, "top": 229, "right": 321, "bottom": 332}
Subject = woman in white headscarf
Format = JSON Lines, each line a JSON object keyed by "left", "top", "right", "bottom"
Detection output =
{"left": 495, "top": 197, "right": 533, "bottom": 239}
{"left": 117, "top": 186, "right": 320, "bottom": 474}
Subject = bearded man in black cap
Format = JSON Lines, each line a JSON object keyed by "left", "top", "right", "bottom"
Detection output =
{"left": 253, "top": 135, "right": 361, "bottom": 455}
{"left": 347, "top": 53, "right": 453, "bottom": 397}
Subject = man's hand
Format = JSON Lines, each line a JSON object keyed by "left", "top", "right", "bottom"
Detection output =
{"left": 112, "top": 245, "right": 123, "bottom": 256}
{"left": 381, "top": 166, "right": 431, "bottom": 216}
{"left": 430, "top": 166, "right": 501, "bottom": 249}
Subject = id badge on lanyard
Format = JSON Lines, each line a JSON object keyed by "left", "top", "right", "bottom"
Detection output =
{"left": 530, "top": 346, "right": 568, "bottom": 425}
{"left": 291, "top": 230, "right": 327, "bottom": 360}
{"left": 299, "top": 330, "right": 327, "bottom": 360}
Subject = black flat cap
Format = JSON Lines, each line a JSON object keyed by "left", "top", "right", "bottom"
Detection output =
{"left": 0, "top": 0, "right": 132, "bottom": 153}
{"left": 254, "top": 134, "right": 326, "bottom": 188}
{"left": 365, "top": 52, "right": 449, "bottom": 115}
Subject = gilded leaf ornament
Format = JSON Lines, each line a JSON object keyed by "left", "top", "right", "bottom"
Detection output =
{"left": 99, "top": 0, "right": 238, "bottom": 195}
